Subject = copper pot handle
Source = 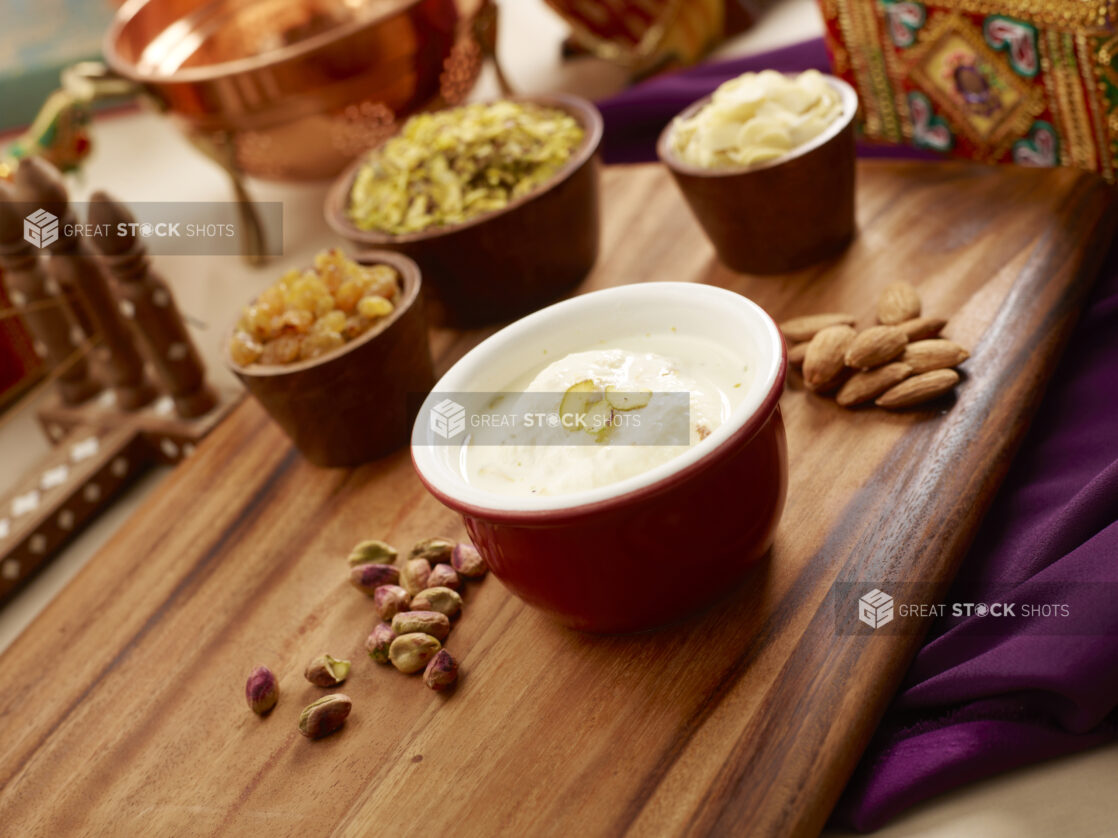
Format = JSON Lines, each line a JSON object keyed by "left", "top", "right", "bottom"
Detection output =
{"left": 61, "top": 61, "right": 145, "bottom": 103}
{"left": 59, "top": 62, "right": 268, "bottom": 266}
{"left": 185, "top": 131, "right": 269, "bottom": 267}
{"left": 473, "top": 0, "right": 513, "bottom": 96}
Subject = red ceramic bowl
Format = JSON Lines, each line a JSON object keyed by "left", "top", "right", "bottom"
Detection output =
{"left": 411, "top": 282, "right": 788, "bottom": 632}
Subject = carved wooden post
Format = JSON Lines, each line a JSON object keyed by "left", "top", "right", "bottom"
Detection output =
{"left": 87, "top": 192, "right": 216, "bottom": 419}
{"left": 14, "top": 159, "right": 156, "bottom": 411}
{"left": 14, "top": 159, "right": 99, "bottom": 341}
{"left": 0, "top": 182, "right": 100, "bottom": 404}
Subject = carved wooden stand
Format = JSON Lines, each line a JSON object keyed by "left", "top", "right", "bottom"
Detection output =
{"left": 0, "top": 161, "right": 241, "bottom": 604}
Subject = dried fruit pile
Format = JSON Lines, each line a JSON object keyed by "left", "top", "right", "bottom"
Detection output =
{"left": 229, "top": 248, "right": 399, "bottom": 367}
{"left": 244, "top": 535, "right": 488, "bottom": 740}
{"left": 782, "top": 281, "right": 969, "bottom": 409}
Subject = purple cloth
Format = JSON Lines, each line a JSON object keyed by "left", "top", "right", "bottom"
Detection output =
{"left": 834, "top": 247, "right": 1118, "bottom": 829}
{"left": 596, "top": 39, "right": 936, "bottom": 165}
{"left": 596, "top": 40, "right": 1118, "bottom": 831}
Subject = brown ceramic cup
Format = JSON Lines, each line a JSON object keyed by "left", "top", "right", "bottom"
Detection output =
{"left": 657, "top": 74, "right": 858, "bottom": 275}
{"left": 324, "top": 94, "right": 603, "bottom": 326}
{"left": 226, "top": 250, "right": 434, "bottom": 467}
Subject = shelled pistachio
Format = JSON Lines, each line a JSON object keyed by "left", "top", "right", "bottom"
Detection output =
{"left": 366, "top": 622, "right": 396, "bottom": 664}
{"left": 424, "top": 650, "right": 459, "bottom": 692}
{"left": 304, "top": 654, "right": 350, "bottom": 687}
{"left": 374, "top": 584, "right": 411, "bottom": 621}
{"left": 411, "top": 587, "right": 462, "bottom": 619}
{"left": 451, "top": 543, "right": 487, "bottom": 578}
{"left": 388, "top": 633, "right": 442, "bottom": 674}
{"left": 349, "top": 563, "right": 400, "bottom": 595}
{"left": 347, "top": 539, "right": 398, "bottom": 566}
{"left": 392, "top": 610, "right": 451, "bottom": 642}
{"left": 245, "top": 666, "right": 279, "bottom": 715}
{"left": 298, "top": 694, "right": 351, "bottom": 739}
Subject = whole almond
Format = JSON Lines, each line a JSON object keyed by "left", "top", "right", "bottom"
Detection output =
{"left": 803, "top": 325, "right": 856, "bottom": 392}
{"left": 845, "top": 325, "right": 907, "bottom": 369}
{"left": 877, "top": 282, "right": 921, "bottom": 325}
{"left": 836, "top": 362, "right": 913, "bottom": 407}
{"left": 780, "top": 313, "right": 857, "bottom": 343}
{"left": 901, "top": 339, "right": 970, "bottom": 374}
{"left": 897, "top": 316, "right": 947, "bottom": 341}
{"left": 788, "top": 342, "right": 809, "bottom": 366}
{"left": 876, "top": 369, "right": 959, "bottom": 408}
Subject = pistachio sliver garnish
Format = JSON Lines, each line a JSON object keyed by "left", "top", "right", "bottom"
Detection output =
{"left": 559, "top": 380, "right": 603, "bottom": 432}
{"left": 583, "top": 400, "right": 615, "bottom": 441}
{"left": 347, "top": 101, "right": 585, "bottom": 235}
{"left": 604, "top": 385, "right": 652, "bottom": 411}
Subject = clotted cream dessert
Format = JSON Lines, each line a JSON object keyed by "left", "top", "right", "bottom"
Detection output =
{"left": 463, "top": 334, "right": 750, "bottom": 497}
{"left": 670, "top": 69, "right": 843, "bottom": 169}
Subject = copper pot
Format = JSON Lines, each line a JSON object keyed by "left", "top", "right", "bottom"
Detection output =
{"left": 102, "top": 0, "right": 491, "bottom": 180}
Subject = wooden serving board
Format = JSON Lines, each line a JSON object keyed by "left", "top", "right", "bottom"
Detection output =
{"left": 0, "top": 161, "right": 1113, "bottom": 837}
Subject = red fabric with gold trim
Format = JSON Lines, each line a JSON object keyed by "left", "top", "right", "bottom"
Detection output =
{"left": 818, "top": 0, "right": 1118, "bottom": 180}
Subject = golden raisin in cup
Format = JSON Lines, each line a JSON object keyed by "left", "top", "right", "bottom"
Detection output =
{"left": 229, "top": 249, "right": 400, "bottom": 366}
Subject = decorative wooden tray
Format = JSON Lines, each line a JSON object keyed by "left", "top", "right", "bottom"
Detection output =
{"left": 0, "top": 161, "right": 1112, "bottom": 836}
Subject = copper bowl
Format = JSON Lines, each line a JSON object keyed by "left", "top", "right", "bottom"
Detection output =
{"left": 103, "top": 0, "right": 487, "bottom": 180}
{"left": 324, "top": 94, "right": 603, "bottom": 325}
{"left": 225, "top": 250, "right": 435, "bottom": 467}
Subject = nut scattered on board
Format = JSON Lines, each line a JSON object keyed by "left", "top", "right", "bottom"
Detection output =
{"left": 245, "top": 666, "right": 279, "bottom": 716}
{"left": 900, "top": 339, "right": 970, "bottom": 374}
{"left": 844, "top": 325, "right": 907, "bottom": 370}
{"left": 389, "top": 633, "right": 442, "bottom": 674}
{"left": 876, "top": 281, "right": 921, "bottom": 325}
{"left": 803, "top": 325, "right": 856, "bottom": 392}
{"left": 782, "top": 283, "right": 968, "bottom": 410}
{"left": 374, "top": 584, "right": 412, "bottom": 621}
{"left": 424, "top": 650, "right": 459, "bottom": 692}
{"left": 411, "top": 586, "right": 463, "bottom": 619}
{"left": 897, "top": 316, "right": 946, "bottom": 341}
{"left": 876, "top": 369, "right": 960, "bottom": 408}
{"left": 305, "top": 654, "right": 351, "bottom": 687}
{"left": 400, "top": 558, "right": 433, "bottom": 595}
{"left": 451, "top": 542, "right": 488, "bottom": 578}
{"left": 428, "top": 563, "right": 461, "bottom": 590}
{"left": 409, "top": 537, "right": 455, "bottom": 562}
{"left": 366, "top": 622, "right": 396, "bottom": 664}
{"left": 347, "top": 539, "right": 398, "bottom": 566}
{"left": 349, "top": 563, "right": 400, "bottom": 595}
{"left": 247, "top": 539, "right": 481, "bottom": 726}
{"left": 298, "top": 694, "right": 352, "bottom": 739}
{"left": 779, "top": 312, "right": 856, "bottom": 343}
{"left": 836, "top": 362, "right": 914, "bottom": 408}
{"left": 392, "top": 610, "right": 452, "bottom": 641}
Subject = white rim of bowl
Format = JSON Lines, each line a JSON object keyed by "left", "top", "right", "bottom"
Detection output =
{"left": 411, "top": 282, "right": 784, "bottom": 513}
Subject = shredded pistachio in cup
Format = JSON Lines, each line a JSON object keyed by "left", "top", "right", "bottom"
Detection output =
{"left": 348, "top": 101, "right": 585, "bottom": 235}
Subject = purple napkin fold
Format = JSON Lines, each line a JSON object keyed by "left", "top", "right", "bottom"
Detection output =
{"left": 596, "top": 38, "right": 935, "bottom": 165}
{"left": 596, "top": 39, "right": 1118, "bottom": 831}
{"left": 834, "top": 243, "right": 1118, "bottom": 829}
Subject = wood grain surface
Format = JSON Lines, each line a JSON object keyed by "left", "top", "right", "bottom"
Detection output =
{"left": 0, "top": 162, "right": 1113, "bottom": 838}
